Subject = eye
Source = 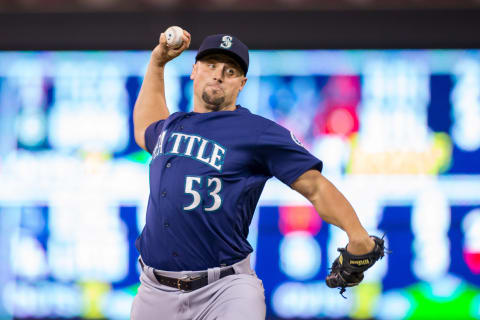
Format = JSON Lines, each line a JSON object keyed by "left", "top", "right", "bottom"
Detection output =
{"left": 208, "top": 63, "right": 215, "bottom": 69}
{"left": 226, "top": 68, "right": 236, "bottom": 76}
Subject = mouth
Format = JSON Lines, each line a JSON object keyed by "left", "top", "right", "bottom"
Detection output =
{"left": 207, "top": 83, "right": 223, "bottom": 91}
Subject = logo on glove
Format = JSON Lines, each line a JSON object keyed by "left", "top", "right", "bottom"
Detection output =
{"left": 350, "top": 259, "right": 370, "bottom": 266}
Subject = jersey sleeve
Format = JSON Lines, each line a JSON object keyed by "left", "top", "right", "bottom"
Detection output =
{"left": 255, "top": 122, "right": 323, "bottom": 186}
{"left": 144, "top": 120, "right": 166, "bottom": 154}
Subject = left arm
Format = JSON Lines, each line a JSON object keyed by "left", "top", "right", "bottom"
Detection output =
{"left": 291, "top": 169, "right": 375, "bottom": 255}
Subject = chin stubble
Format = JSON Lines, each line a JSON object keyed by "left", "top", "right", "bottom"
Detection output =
{"left": 202, "top": 91, "right": 225, "bottom": 111}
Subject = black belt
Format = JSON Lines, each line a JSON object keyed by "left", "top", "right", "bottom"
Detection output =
{"left": 139, "top": 258, "right": 235, "bottom": 291}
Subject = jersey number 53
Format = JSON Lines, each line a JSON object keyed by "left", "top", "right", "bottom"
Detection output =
{"left": 184, "top": 176, "right": 222, "bottom": 212}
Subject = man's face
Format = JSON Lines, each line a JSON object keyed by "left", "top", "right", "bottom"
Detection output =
{"left": 190, "top": 53, "right": 247, "bottom": 111}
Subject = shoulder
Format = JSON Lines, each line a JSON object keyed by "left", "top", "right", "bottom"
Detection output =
{"left": 236, "top": 107, "right": 301, "bottom": 147}
{"left": 167, "top": 111, "right": 186, "bottom": 120}
{"left": 236, "top": 106, "right": 279, "bottom": 131}
{"left": 147, "top": 111, "right": 185, "bottom": 131}
{"left": 156, "top": 111, "right": 187, "bottom": 127}
{"left": 244, "top": 110, "right": 306, "bottom": 148}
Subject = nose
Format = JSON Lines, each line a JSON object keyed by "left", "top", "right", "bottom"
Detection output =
{"left": 212, "top": 65, "right": 224, "bottom": 83}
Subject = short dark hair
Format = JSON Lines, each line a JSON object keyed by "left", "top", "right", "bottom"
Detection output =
{"left": 198, "top": 53, "right": 245, "bottom": 76}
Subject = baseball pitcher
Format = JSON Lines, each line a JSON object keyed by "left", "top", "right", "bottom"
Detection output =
{"left": 130, "top": 28, "right": 386, "bottom": 320}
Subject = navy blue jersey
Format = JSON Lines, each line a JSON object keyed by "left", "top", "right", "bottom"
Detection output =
{"left": 135, "top": 106, "right": 323, "bottom": 271}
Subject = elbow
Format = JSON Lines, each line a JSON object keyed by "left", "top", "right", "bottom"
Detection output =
{"left": 306, "top": 184, "right": 322, "bottom": 205}
{"left": 305, "top": 175, "right": 328, "bottom": 206}
{"left": 291, "top": 169, "right": 324, "bottom": 204}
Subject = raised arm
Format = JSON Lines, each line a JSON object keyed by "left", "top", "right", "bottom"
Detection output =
{"left": 291, "top": 169, "right": 375, "bottom": 255}
{"left": 133, "top": 29, "right": 191, "bottom": 151}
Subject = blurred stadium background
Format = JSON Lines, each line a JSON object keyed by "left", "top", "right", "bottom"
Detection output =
{"left": 1, "top": 1, "right": 480, "bottom": 320}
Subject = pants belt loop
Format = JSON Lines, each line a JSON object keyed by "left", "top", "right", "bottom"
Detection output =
{"left": 207, "top": 267, "right": 221, "bottom": 284}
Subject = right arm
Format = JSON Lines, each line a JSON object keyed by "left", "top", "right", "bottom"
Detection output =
{"left": 133, "top": 29, "right": 191, "bottom": 151}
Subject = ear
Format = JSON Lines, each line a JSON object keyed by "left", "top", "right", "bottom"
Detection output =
{"left": 238, "top": 77, "right": 248, "bottom": 92}
{"left": 190, "top": 63, "right": 198, "bottom": 80}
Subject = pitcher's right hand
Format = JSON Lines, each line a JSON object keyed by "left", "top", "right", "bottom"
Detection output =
{"left": 152, "top": 29, "right": 191, "bottom": 67}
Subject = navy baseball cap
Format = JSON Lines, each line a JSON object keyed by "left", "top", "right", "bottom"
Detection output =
{"left": 195, "top": 34, "right": 249, "bottom": 75}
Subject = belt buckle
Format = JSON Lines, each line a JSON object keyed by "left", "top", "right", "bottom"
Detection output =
{"left": 177, "top": 275, "right": 192, "bottom": 290}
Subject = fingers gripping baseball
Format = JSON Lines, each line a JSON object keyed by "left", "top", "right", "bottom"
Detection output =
{"left": 325, "top": 235, "right": 388, "bottom": 298}
{"left": 152, "top": 27, "right": 191, "bottom": 67}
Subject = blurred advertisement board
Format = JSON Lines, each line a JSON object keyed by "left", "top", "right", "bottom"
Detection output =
{"left": 0, "top": 50, "right": 479, "bottom": 319}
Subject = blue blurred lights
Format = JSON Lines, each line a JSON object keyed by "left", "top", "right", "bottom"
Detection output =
{"left": 1, "top": 50, "right": 480, "bottom": 319}
{"left": 279, "top": 231, "right": 321, "bottom": 281}
{"left": 271, "top": 281, "right": 354, "bottom": 318}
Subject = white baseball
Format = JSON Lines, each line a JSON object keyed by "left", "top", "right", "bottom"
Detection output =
{"left": 165, "top": 26, "right": 184, "bottom": 49}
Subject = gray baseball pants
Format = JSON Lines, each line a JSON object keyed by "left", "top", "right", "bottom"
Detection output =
{"left": 130, "top": 254, "right": 266, "bottom": 320}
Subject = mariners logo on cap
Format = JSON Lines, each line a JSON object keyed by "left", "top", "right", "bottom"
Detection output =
{"left": 220, "top": 36, "right": 233, "bottom": 49}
